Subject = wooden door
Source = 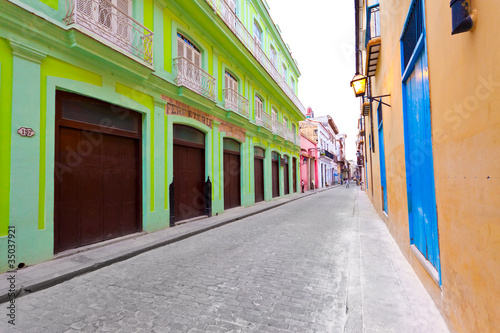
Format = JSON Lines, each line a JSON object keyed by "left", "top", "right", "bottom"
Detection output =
{"left": 223, "top": 152, "right": 241, "bottom": 209}
{"left": 173, "top": 144, "right": 206, "bottom": 222}
{"left": 292, "top": 157, "right": 297, "bottom": 193}
{"left": 401, "top": 0, "right": 440, "bottom": 278}
{"left": 223, "top": 138, "right": 241, "bottom": 210}
{"left": 272, "top": 152, "right": 280, "bottom": 198}
{"left": 254, "top": 158, "right": 264, "bottom": 203}
{"left": 55, "top": 92, "right": 141, "bottom": 253}
{"left": 283, "top": 157, "right": 289, "bottom": 195}
{"left": 173, "top": 125, "right": 206, "bottom": 223}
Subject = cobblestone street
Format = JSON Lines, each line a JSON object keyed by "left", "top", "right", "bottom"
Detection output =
{"left": 2, "top": 187, "right": 448, "bottom": 332}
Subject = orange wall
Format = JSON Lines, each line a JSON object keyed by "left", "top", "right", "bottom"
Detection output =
{"left": 365, "top": 0, "right": 500, "bottom": 332}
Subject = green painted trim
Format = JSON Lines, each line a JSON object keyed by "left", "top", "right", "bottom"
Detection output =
{"left": 0, "top": 38, "right": 12, "bottom": 236}
{"left": 115, "top": 82, "right": 155, "bottom": 212}
{"left": 144, "top": 0, "right": 154, "bottom": 31}
{"left": 163, "top": 9, "right": 172, "bottom": 73}
{"left": 39, "top": 0, "right": 57, "bottom": 10}
{"left": 164, "top": 114, "right": 169, "bottom": 209}
{"left": 39, "top": 57, "right": 102, "bottom": 230}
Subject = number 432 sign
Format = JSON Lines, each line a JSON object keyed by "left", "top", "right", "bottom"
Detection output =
{"left": 17, "top": 127, "right": 35, "bottom": 137}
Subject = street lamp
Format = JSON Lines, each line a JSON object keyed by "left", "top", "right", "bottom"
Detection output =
{"left": 350, "top": 73, "right": 392, "bottom": 108}
{"left": 350, "top": 74, "right": 367, "bottom": 97}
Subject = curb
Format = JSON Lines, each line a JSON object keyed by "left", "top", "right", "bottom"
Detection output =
{"left": 0, "top": 184, "right": 341, "bottom": 304}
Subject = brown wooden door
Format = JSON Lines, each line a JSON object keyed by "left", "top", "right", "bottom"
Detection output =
{"left": 55, "top": 92, "right": 141, "bottom": 254}
{"left": 173, "top": 143, "right": 206, "bottom": 222}
{"left": 55, "top": 130, "right": 141, "bottom": 252}
{"left": 224, "top": 152, "right": 241, "bottom": 209}
{"left": 292, "top": 157, "right": 297, "bottom": 193}
{"left": 254, "top": 158, "right": 264, "bottom": 203}
{"left": 272, "top": 160, "right": 279, "bottom": 198}
{"left": 283, "top": 160, "right": 289, "bottom": 195}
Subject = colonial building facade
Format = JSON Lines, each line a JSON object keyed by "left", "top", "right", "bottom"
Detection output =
{"left": 354, "top": 0, "right": 500, "bottom": 331}
{"left": 299, "top": 115, "right": 339, "bottom": 189}
{"left": 0, "top": 0, "right": 305, "bottom": 271}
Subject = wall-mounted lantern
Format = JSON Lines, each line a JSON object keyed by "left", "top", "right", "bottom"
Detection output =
{"left": 350, "top": 74, "right": 367, "bottom": 97}
{"left": 450, "top": 0, "right": 477, "bottom": 35}
{"left": 350, "top": 73, "right": 392, "bottom": 107}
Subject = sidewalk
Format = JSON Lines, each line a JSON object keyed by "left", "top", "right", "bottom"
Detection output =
{"left": 344, "top": 189, "right": 449, "bottom": 333}
{"left": 0, "top": 185, "right": 339, "bottom": 304}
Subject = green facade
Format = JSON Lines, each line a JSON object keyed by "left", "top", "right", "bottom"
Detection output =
{"left": 0, "top": 0, "right": 304, "bottom": 272}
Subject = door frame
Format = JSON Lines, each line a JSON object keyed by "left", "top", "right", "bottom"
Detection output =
{"left": 223, "top": 137, "right": 242, "bottom": 210}
{"left": 400, "top": 0, "right": 441, "bottom": 284}
{"left": 54, "top": 91, "right": 143, "bottom": 253}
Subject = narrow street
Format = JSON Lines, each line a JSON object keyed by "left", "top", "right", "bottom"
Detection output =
{"left": 3, "top": 187, "right": 448, "bottom": 333}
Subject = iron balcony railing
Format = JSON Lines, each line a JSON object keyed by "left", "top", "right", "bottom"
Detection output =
{"left": 365, "top": 3, "right": 380, "bottom": 46}
{"left": 205, "top": 0, "right": 305, "bottom": 115}
{"left": 174, "top": 57, "right": 216, "bottom": 102}
{"left": 320, "top": 149, "right": 335, "bottom": 160}
{"left": 285, "top": 129, "right": 295, "bottom": 143}
{"left": 224, "top": 88, "right": 249, "bottom": 117}
{"left": 64, "top": 0, "right": 153, "bottom": 65}
{"left": 255, "top": 109, "right": 272, "bottom": 131}
{"left": 276, "top": 122, "right": 285, "bottom": 138}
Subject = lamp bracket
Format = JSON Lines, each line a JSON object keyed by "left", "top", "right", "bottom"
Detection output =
{"left": 366, "top": 94, "right": 391, "bottom": 108}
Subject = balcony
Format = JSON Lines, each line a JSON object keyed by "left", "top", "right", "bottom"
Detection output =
{"left": 320, "top": 149, "right": 335, "bottom": 160}
{"left": 224, "top": 88, "right": 249, "bottom": 117}
{"left": 64, "top": 0, "right": 153, "bottom": 66}
{"left": 365, "top": 3, "right": 381, "bottom": 77}
{"left": 273, "top": 121, "right": 285, "bottom": 138}
{"left": 205, "top": 0, "right": 305, "bottom": 115}
{"left": 174, "top": 57, "right": 216, "bottom": 102}
{"left": 255, "top": 109, "right": 272, "bottom": 131}
{"left": 285, "top": 129, "right": 298, "bottom": 144}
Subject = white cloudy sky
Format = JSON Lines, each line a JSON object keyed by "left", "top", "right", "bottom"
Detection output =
{"left": 265, "top": 0, "right": 360, "bottom": 160}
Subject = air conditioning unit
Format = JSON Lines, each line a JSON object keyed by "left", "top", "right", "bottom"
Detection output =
{"left": 362, "top": 102, "right": 370, "bottom": 116}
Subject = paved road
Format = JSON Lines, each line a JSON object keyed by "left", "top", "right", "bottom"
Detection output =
{"left": 2, "top": 186, "right": 448, "bottom": 332}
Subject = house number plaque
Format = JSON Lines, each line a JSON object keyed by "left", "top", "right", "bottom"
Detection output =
{"left": 17, "top": 127, "right": 35, "bottom": 137}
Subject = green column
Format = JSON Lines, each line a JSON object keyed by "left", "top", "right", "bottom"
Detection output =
{"left": 8, "top": 41, "right": 51, "bottom": 267}
{"left": 146, "top": 97, "right": 168, "bottom": 232}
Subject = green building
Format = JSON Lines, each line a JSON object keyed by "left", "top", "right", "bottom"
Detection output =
{"left": 0, "top": 0, "right": 305, "bottom": 271}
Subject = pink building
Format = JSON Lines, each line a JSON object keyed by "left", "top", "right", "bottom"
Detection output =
{"left": 299, "top": 134, "right": 317, "bottom": 192}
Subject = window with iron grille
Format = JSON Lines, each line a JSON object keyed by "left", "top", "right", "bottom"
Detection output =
{"left": 401, "top": 0, "right": 424, "bottom": 74}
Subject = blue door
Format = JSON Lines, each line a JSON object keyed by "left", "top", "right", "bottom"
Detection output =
{"left": 401, "top": 0, "right": 441, "bottom": 280}
{"left": 377, "top": 103, "right": 388, "bottom": 214}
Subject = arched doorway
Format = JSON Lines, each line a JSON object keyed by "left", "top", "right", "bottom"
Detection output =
{"left": 223, "top": 138, "right": 241, "bottom": 210}
{"left": 283, "top": 155, "right": 289, "bottom": 195}
{"left": 173, "top": 124, "right": 206, "bottom": 222}
{"left": 272, "top": 152, "right": 280, "bottom": 198}
{"left": 254, "top": 147, "right": 265, "bottom": 203}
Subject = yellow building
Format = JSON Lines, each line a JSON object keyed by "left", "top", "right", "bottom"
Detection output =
{"left": 353, "top": 0, "right": 500, "bottom": 332}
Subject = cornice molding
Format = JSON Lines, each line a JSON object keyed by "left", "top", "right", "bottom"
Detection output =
{"left": 9, "top": 40, "right": 46, "bottom": 64}
{"left": 154, "top": 96, "right": 168, "bottom": 108}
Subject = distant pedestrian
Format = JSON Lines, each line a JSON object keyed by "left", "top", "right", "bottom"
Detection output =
{"left": 346, "top": 179, "right": 350, "bottom": 189}
{"left": 301, "top": 180, "right": 305, "bottom": 193}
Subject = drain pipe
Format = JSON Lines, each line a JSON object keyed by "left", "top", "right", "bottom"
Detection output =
{"left": 354, "top": 0, "right": 360, "bottom": 74}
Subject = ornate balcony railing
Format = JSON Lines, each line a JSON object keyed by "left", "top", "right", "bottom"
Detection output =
{"left": 224, "top": 88, "right": 249, "bottom": 117}
{"left": 276, "top": 122, "right": 285, "bottom": 138}
{"left": 255, "top": 109, "right": 272, "bottom": 131}
{"left": 174, "top": 57, "right": 216, "bottom": 102}
{"left": 320, "top": 149, "right": 335, "bottom": 160}
{"left": 64, "top": 0, "right": 153, "bottom": 65}
{"left": 285, "top": 129, "right": 295, "bottom": 143}
{"left": 205, "top": 0, "right": 305, "bottom": 115}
